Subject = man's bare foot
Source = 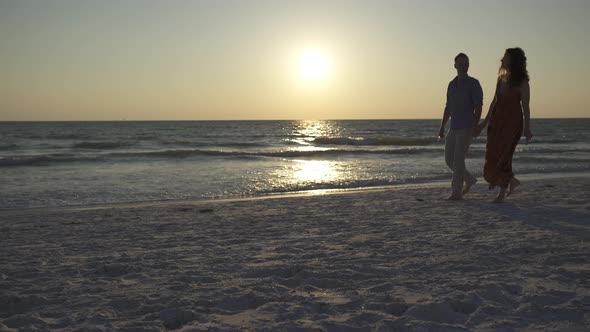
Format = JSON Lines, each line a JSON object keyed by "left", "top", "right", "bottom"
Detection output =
{"left": 492, "top": 188, "right": 506, "bottom": 203}
{"left": 462, "top": 177, "right": 478, "bottom": 195}
{"left": 447, "top": 194, "right": 462, "bottom": 201}
{"left": 507, "top": 177, "right": 520, "bottom": 196}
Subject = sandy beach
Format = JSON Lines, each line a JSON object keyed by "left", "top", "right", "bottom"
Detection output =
{"left": 1, "top": 176, "right": 589, "bottom": 331}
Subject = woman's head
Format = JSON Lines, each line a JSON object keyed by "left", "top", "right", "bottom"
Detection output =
{"left": 499, "top": 47, "right": 529, "bottom": 86}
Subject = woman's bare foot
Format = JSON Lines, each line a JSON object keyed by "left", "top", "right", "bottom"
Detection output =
{"left": 493, "top": 188, "right": 506, "bottom": 203}
{"left": 507, "top": 177, "right": 520, "bottom": 196}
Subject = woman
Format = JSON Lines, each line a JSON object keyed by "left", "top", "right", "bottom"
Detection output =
{"left": 474, "top": 47, "right": 533, "bottom": 202}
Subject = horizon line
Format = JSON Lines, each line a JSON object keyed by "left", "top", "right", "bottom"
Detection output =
{"left": 0, "top": 117, "right": 589, "bottom": 123}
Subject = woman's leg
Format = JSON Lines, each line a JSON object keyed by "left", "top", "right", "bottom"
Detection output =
{"left": 493, "top": 186, "right": 507, "bottom": 203}
{"left": 507, "top": 177, "right": 520, "bottom": 196}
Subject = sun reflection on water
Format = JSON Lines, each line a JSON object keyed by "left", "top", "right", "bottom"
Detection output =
{"left": 288, "top": 120, "right": 341, "bottom": 146}
{"left": 292, "top": 159, "right": 338, "bottom": 182}
{"left": 278, "top": 120, "right": 344, "bottom": 185}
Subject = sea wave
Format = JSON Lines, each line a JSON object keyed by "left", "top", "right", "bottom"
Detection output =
{"left": 109, "top": 148, "right": 441, "bottom": 159}
{"left": 517, "top": 147, "right": 590, "bottom": 154}
{"left": 3, "top": 146, "right": 588, "bottom": 167}
{"left": 254, "top": 176, "right": 450, "bottom": 195}
{"left": 135, "top": 134, "right": 159, "bottom": 140}
{"left": 0, "top": 144, "right": 18, "bottom": 151}
{"left": 310, "top": 136, "right": 579, "bottom": 147}
{"left": 160, "top": 140, "right": 195, "bottom": 146}
{"left": 72, "top": 141, "right": 134, "bottom": 149}
{"left": 0, "top": 148, "right": 441, "bottom": 167}
{"left": 47, "top": 133, "right": 91, "bottom": 140}
{"left": 0, "top": 154, "right": 98, "bottom": 167}
{"left": 224, "top": 142, "right": 272, "bottom": 148}
{"left": 312, "top": 136, "right": 439, "bottom": 146}
{"left": 514, "top": 156, "right": 590, "bottom": 164}
{"left": 528, "top": 138, "right": 578, "bottom": 144}
{"left": 159, "top": 140, "right": 270, "bottom": 148}
{"left": 467, "top": 148, "right": 590, "bottom": 160}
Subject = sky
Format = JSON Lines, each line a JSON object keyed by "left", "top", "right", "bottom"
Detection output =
{"left": 1, "top": 0, "right": 589, "bottom": 121}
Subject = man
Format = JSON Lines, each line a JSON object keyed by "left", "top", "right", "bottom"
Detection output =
{"left": 438, "top": 53, "right": 483, "bottom": 200}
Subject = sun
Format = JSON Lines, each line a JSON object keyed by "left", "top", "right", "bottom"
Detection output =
{"left": 296, "top": 48, "right": 331, "bottom": 83}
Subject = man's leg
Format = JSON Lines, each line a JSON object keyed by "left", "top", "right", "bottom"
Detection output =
{"left": 451, "top": 128, "right": 472, "bottom": 197}
{"left": 460, "top": 128, "right": 477, "bottom": 194}
{"left": 445, "top": 129, "right": 456, "bottom": 171}
{"left": 445, "top": 129, "right": 462, "bottom": 199}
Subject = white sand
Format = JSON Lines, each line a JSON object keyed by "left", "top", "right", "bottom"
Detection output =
{"left": 1, "top": 176, "right": 589, "bottom": 331}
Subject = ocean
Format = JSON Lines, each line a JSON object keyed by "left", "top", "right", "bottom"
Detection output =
{"left": 1, "top": 119, "right": 588, "bottom": 210}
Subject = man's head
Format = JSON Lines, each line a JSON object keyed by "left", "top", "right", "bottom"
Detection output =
{"left": 454, "top": 53, "right": 469, "bottom": 77}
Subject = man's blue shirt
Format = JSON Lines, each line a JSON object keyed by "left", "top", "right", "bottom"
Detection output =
{"left": 446, "top": 76, "right": 483, "bottom": 129}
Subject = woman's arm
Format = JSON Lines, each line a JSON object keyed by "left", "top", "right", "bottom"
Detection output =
{"left": 480, "top": 95, "right": 496, "bottom": 128}
{"left": 521, "top": 81, "right": 533, "bottom": 141}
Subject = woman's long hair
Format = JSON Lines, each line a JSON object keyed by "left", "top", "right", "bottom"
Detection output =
{"left": 499, "top": 47, "right": 529, "bottom": 87}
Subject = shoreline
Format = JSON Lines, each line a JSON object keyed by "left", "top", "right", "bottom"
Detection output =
{"left": 1, "top": 171, "right": 588, "bottom": 215}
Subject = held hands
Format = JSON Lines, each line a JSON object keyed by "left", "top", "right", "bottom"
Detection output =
{"left": 472, "top": 123, "right": 485, "bottom": 138}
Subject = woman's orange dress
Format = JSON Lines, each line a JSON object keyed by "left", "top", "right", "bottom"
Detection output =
{"left": 484, "top": 85, "right": 523, "bottom": 189}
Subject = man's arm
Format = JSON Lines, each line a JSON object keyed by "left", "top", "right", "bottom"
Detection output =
{"left": 439, "top": 106, "right": 450, "bottom": 139}
{"left": 439, "top": 85, "right": 451, "bottom": 138}
{"left": 474, "top": 104, "right": 483, "bottom": 124}
{"left": 473, "top": 80, "right": 484, "bottom": 123}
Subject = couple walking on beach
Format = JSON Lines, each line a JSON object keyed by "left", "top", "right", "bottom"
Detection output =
{"left": 438, "top": 48, "right": 533, "bottom": 203}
